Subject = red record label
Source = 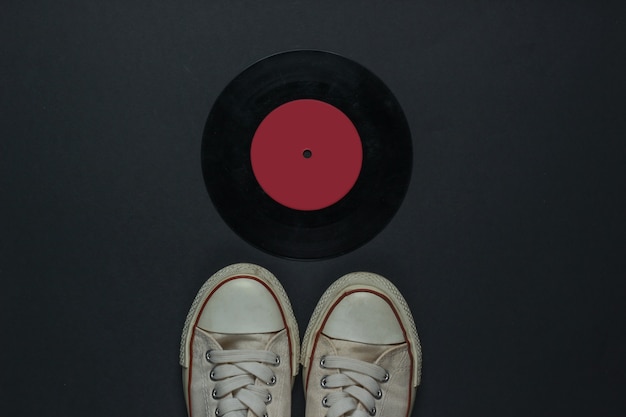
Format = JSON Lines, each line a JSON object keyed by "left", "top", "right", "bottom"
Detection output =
{"left": 250, "top": 99, "right": 363, "bottom": 211}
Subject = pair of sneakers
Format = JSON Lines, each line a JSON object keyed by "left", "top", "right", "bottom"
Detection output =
{"left": 180, "top": 263, "right": 422, "bottom": 417}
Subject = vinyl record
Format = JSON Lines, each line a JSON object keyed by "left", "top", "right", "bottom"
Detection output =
{"left": 202, "top": 50, "right": 412, "bottom": 259}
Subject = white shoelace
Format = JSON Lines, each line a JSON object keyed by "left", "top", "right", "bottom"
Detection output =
{"left": 319, "top": 355, "right": 389, "bottom": 417}
{"left": 206, "top": 349, "right": 281, "bottom": 417}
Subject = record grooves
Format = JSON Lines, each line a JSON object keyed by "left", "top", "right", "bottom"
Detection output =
{"left": 201, "top": 50, "right": 412, "bottom": 259}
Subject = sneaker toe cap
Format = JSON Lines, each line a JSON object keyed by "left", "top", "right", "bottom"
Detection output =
{"left": 322, "top": 291, "right": 405, "bottom": 344}
{"left": 197, "top": 277, "right": 285, "bottom": 334}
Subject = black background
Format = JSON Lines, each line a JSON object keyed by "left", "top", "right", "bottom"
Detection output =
{"left": 1, "top": 1, "right": 625, "bottom": 416}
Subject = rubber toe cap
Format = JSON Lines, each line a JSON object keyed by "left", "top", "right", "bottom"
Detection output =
{"left": 197, "top": 277, "right": 285, "bottom": 334}
{"left": 322, "top": 291, "right": 405, "bottom": 344}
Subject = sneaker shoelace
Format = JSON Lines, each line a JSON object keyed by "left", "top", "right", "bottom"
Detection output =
{"left": 206, "top": 349, "right": 281, "bottom": 417}
{"left": 319, "top": 355, "right": 389, "bottom": 417}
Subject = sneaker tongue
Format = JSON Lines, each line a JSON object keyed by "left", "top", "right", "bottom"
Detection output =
{"left": 322, "top": 333, "right": 404, "bottom": 363}
{"left": 210, "top": 331, "right": 278, "bottom": 350}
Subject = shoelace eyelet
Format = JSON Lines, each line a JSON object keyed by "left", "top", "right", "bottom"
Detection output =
{"left": 369, "top": 407, "right": 377, "bottom": 416}
{"left": 319, "top": 356, "right": 326, "bottom": 368}
{"left": 382, "top": 371, "right": 389, "bottom": 383}
{"left": 375, "top": 389, "right": 382, "bottom": 400}
{"left": 322, "top": 396, "right": 329, "bottom": 407}
{"left": 209, "top": 369, "right": 217, "bottom": 381}
{"left": 320, "top": 376, "right": 328, "bottom": 388}
{"left": 205, "top": 350, "right": 212, "bottom": 362}
{"left": 267, "top": 375, "right": 276, "bottom": 386}
{"left": 274, "top": 355, "right": 281, "bottom": 366}
{"left": 211, "top": 388, "right": 218, "bottom": 399}
{"left": 215, "top": 408, "right": 220, "bottom": 417}
{"left": 265, "top": 393, "right": 272, "bottom": 404}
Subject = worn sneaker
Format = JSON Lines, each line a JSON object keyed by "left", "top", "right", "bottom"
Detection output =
{"left": 301, "top": 272, "right": 422, "bottom": 417}
{"left": 180, "top": 263, "right": 300, "bottom": 417}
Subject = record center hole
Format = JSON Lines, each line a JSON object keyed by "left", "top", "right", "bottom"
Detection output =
{"left": 303, "top": 149, "right": 312, "bottom": 159}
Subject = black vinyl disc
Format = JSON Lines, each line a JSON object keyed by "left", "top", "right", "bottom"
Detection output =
{"left": 202, "top": 50, "right": 412, "bottom": 259}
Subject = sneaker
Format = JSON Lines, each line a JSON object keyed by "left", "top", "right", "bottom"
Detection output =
{"left": 180, "top": 263, "right": 300, "bottom": 417}
{"left": 301, "top": 272, "right": 422, "bottom": 417}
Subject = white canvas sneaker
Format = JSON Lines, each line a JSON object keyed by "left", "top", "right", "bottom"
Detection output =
{"left": 180, "top": 263, "right": 300, "bottom": 417}
{"left": 301, "top": 272, "right": 422, "bottom": 417}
